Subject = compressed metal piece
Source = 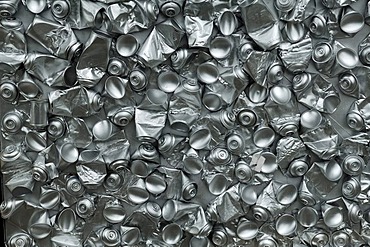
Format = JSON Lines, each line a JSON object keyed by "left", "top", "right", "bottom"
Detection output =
{"left": 3, "top": 1, "right": 370, "bottom": 246}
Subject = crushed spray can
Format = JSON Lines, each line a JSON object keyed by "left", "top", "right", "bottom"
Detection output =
{"left": 26, "top": 15, "right": 82, "bottom": 61}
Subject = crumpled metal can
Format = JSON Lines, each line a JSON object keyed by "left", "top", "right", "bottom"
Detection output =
{"left": 24, "top": 53, "right": 75, "bottom": 87}
{"left": 51, "top": 0, "right": 105, "bottom": 30}
{"left": 0, "top": 20, "right": 26, "bottom": 73}
{"left": 0, "top": 0, "right": 20, "bottom": 16}
{"left": 137, "top": 18, "right": 185, "bottom": 68}
{"left": 206, "top": 184, "right": 248, "bottom": 223}
{"left": 49, "top": 86, "right": 103, "bottom": 117}
{"left": 168, "top": 79, "right": 202, "bottom": 133}
{"left": 264, "top": 86, "right": 300, "bottom": 136}
{"left": 26, "top": 15, "right": 82, "bottom": 61}
{"left": 293, "top": 72, "right": 340, "bottom": 114}
{"left": 240, "top": 0, "right": 281, "bottom": 50}
{"left": 243, "top": 50, "right": 281, "bottom": 88}
{"left": 135, "top": 88, "right": 168, "bottom": 142}
{"left": 163, "top": 199, "right": 212, "bottom": 237}
{"left": 76, "top": 31, "right": 111, "bottom": 87}
{"left": 278, "top": 36, "right": 312, "bottom": 73}
{"left": 105, "top": 0, "right": 159, "bottom": 34}
{"left": 346, "top": 97, "right": 370, "bottom": 132}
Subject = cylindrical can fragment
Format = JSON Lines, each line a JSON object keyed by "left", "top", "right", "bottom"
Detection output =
{"left": 237, "top": 108, "right": 257, "bottom": 128}
{"left": 116, "top": 34, "right": 139, "bottom": 57}
{"left": 331, "top": 230, "right": 350, "bottom": 247}
{"left": 107, "top": 58, "right": 128, "bottom": 76}
{"left": 25, "top": 0, "right": 46, "bottom": 14}
{"left": 240, "top": 185, "right": 257, "bottom": 205}
{"left": 127, "top": 178, "right": 150, "bottom": 204}
{"left": 47, "top": 116, "right": 66, "bottom": 139}
{"left": 322, "top": 204, "right": 344, "bottom": 228}
{"left": 274, "top": 0, "right": 296, "bottom": 13}
{"left": 237, "top": 218, "right": 259, "bottom": 240}
{"left": 7, "top": 233, "right": 34, "bottom": 247}
{"left": 275, "top": 214, "right": 297, "bottom": 236}
{"left": 132, "top": 142, "right": 160, "bottom": 163}
{"left": 129, "top": 67, "right": 148, "bottom": 92}
{"left": 342, "top": 176, "right": 361, "bottom": 200}
{"left": 51, "top": 0, "right": 70, "bottom": 19}
{"left": 235, "top": 160, "right": 253, "bottom": 183}
{"left": 209, "top": 36, "right": 233, "bottom": 62}
{"left": 312, "top": 42, "right": 335, "bottom": 73}
{"left": 217, "top": 10, "right": 237, "bottom": 36}
{"left": 309, "top": 15, "right": 327, "bottom": 37}
{"left": 0, "top": 0, "right": 20, "bottom": 17}
{"left": 226, "top": 132, "right": 245, "bottom": 155}
{"left": 145, "top": 172, "right": 166, "bottom": 195}
{"left": 182, "top": 173, "right": 197, "bottom": 200}
{"left": 297, "top": 206, "right": 319, "bottom": 228}
{"left": 75, "top": 197, "right": 95, "bottom": 219}
{"left": 335, "top": 47, "right": 359, "bottom": 71}
{"left": 1, "top": 110, "right": 23, "bottom": 133}
{"left": 288, "top": 156, "right": 309, "bottom": 177}
{"left": 0, "top": 80, "right": 18, "bottom": 103}
{"left": 26, "top": 15, "right": 82, "bottom": 61}
{"left": 57, "top": 208, "right": 76, "bottom": 233}
{"left": 341, "top": 155, "right": 364, "bottom": 176}
{"left": 197, "top": 62, "right": 219, "bottom": 84}
{"left": 189, "top": 125, "right": 212, "bottom": 150}
{"left": 212, "top": 224, "right": 228, "bottom": 246}
{"left": 275, "top": 183, "right": 298, "bottom": 205}
{"left": 299, "top": 180, "right": 318, "bottom": 206}
{"left": 104, "top": 173, "right": 123, "bottom": 191}
{"left": 157, "top": 0, "right": 183, "bottom": 17}
{"left": 29, "top": 100, "right": 49, "bottom": 129}
{"left": 206, "top": 173, "right": 229, "bottom": 196}
{"left": 340, "top": 6, "right": 364, "bottom": 34}
{"left": 103, "top": 200, "right": 125, "bottom": 224}
{"left": 66, "top": 175, "right": 85, "bottom": 197}
{"left": 360, "top": 45, "right": 370, "bottom": 66}
{"left": 253, "top": 126, "right": 275, "bottom": 148}
{"left": 182, "top": 148, "right": 204, "bottom": 175}
{"left": 130, "top": 160, "right": 157, "bottom": 178}
{"left": 162, "top": 223, "right": 183, "bottom": 245}
{"left": 207, "top": 147, "right": 232, "bottom": 166}
{"left": 39, "top": 188, "right": 60, "bottom": 209}
{"left": 28, "top": 210, "right": 52, "bottom": 239}
{"left": 0, "top": 198, "right": 24, "bottom": 219}
{"left": 120, "top": 226, "right": 141, "bottom": 245}
{"left": 338, "top": 72, "right": 359, "bottom": 97}
{"left": 266, "top": 62, "right": 284, "bottom": 85}
{"left": 104, "top": 76, "right": 128, "bottom": 100}
{"left": 110, "top": 107, "right": 134, "bottom": 127}
{"left": 157, "top": 70, "right": 180, "bottom": 93}
{"left": 257, "top": 237, "right": 278, "bottom": 247}
{"left": 25, "top": 131, "right": 47, "bottom": 152}
{"left": 101, "top": 228, "right": 121, "bottom": 247}
{"left": 18, "top": 72, "right": 42, "bottom": 99}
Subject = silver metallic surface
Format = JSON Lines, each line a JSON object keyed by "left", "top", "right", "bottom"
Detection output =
{"left": 2, "top": 1, "right": 370, "bottom": 246}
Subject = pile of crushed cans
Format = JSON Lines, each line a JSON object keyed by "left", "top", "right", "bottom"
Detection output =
{"left": 3, "top": 0, "right": 370, "bottom": 246}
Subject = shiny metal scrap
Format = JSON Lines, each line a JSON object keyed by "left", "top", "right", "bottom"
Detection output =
{"left": 2, "top": 0, "right": 370, "bottom": 246}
